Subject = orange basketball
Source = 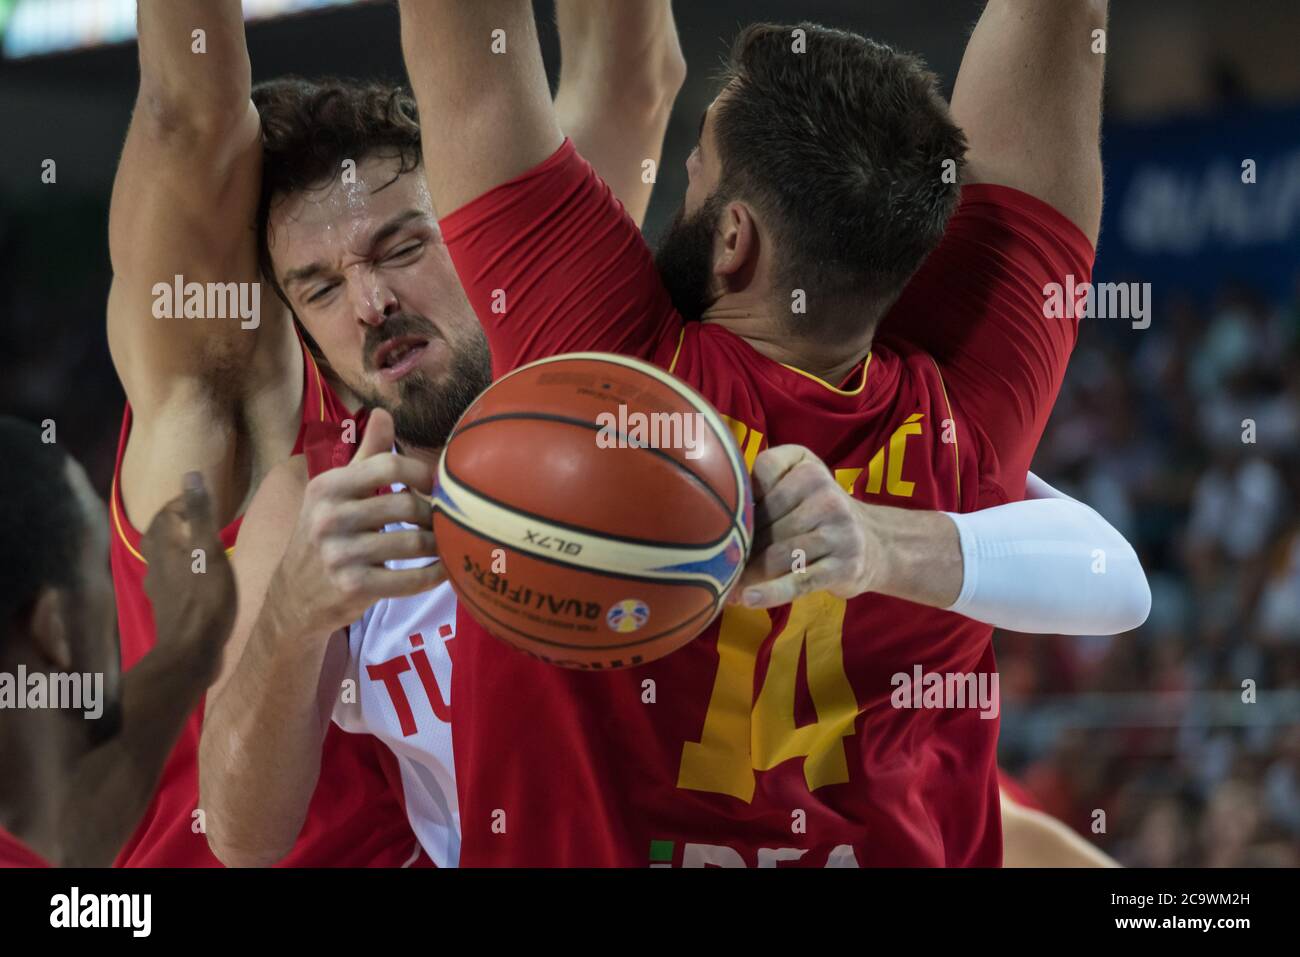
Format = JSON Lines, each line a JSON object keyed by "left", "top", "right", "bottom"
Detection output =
{"left": 432, "top": 352, "right": 753, "bottom": 670}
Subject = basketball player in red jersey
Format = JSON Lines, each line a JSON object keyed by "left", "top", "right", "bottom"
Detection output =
{"left": 108, "top": 0, "right": 685, "bottom": 865}
{"left": 394, "top": 0, "right": 1107, "bottom": 865}
{"left": 0, "top": 417, "right": 234, "bottom": 867}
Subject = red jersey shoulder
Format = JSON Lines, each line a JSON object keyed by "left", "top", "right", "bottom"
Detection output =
{"left": 664, "top": 327, "right": 973, "bottom": 514}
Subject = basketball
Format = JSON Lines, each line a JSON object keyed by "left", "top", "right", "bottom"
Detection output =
{"left": 432, "top": 352, "right": 754, "bottom": 669}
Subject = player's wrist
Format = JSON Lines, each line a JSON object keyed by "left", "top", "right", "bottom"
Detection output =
{"left": 263, "top": 563, "right": 340, "bottom": 652}
{"left": 853, "top": 501, "right": 895, "bottom": 597}
{"left": 855, "top": 502, "right": 963, "bottom": 609}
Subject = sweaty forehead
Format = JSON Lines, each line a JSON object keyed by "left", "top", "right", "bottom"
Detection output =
{"left": 268, "top": 155, "right": 434, "bottom": 261}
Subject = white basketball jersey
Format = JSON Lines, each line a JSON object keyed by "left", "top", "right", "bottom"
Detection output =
{"left": 332, "top": 520, "right": 461, "bottom": 867}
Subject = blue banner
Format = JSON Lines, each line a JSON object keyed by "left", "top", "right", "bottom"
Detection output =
{"left": 1095, "top": 103, "right": 1300, "bottom": 302}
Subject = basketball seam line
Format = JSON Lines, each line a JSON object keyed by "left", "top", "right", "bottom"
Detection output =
{"left": 445, "top": 411, "right": 748, "bottom": 551}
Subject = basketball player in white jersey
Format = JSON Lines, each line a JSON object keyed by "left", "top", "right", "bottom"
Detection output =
{"left": 110, "top": 0, "right": 688, "bottom": 867}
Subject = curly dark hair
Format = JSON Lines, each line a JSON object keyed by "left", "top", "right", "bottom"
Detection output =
{"left": 251, "top": 76, "right": 423, "bottom": 310}
{"left": 713, "top": 23, "right": 968, "bottom": 332}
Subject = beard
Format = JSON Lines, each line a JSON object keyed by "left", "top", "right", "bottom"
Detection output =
{"left": 347, "top": 312, "right": 493, "bottom": 451}
{"left": 654, "top": 193, "right": 727, "bottom": 323}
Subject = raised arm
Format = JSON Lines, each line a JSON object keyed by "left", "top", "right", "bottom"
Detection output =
{"left": 952, "top": 0, "right": 1107, "bottom": 246}
{"left": 395, "top": 0, "right": 681, "bottom": 377}
{"left": 109, "top": 0, "right": 301, "bottom": 529}
{"left": 881, "top": 1, "right": 1108, "bottom": 498}
{"left": 554, "top": 0, "right": 685, "bottom": 227}
{"left": 398, "top": 0, "right": 562, "bottom": 216}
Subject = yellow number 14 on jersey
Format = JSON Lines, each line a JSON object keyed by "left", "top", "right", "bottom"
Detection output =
{"left": 678, "top": 593, "right": 859, "bottom": 802}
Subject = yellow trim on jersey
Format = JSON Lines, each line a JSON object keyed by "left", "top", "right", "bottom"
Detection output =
{"left": 668, "top": 327, "right": 686, "bottom": 375}
{"left": 778, "top": 353, "right": 871, "bottom": 397}
{"left": 110, "top": 344, "right": 328, "bottom": 568}
{"left": 110, "top": 475, "right": 147, "bottom": 564}
{"left": 112, "top": 474, "right": 238, "bottom": 566}
{"left": 303, "top": 345, "right": 326, "bottom": 421}
{"left": 927, "top": 356, "right": 961, "bottom": 505}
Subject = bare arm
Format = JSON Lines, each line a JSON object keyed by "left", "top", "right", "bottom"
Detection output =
{"left": 951, "top": 0, "right": 1108, "bottom": 246}
{"left": 399, "top": 0, "right": 562, "bottom": 216}
{"left": 199, "top": 412, "right": 443, "bottom": 866}
{"left": 110, "top": 0, "right": 301, "bottom": 531}
{"left": 51, "top": 479, "right": 235, "bottom": 867}
{"left": 198, "top": 455, "right": 338, "bottom": 867}
{"left": 554, "top": 0, "right": 685, "bottom": 227}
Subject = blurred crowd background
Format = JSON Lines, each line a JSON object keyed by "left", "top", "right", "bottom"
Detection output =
{"left": 2, "top": 0, "right": 1297, "bottom": 866}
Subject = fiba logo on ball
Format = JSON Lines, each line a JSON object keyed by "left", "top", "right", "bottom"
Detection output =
{"left": 606, "top": 599, "right": 649, "bottom": 633}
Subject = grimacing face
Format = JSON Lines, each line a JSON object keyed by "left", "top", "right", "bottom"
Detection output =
{"left": 267, "top": 154, "right": 491, "bottom": 449}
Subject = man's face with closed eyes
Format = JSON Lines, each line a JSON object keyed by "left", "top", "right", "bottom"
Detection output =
{"left": 266, "top": 153, "right": 491, "bottom": 450}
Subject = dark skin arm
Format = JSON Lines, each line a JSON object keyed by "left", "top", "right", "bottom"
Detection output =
{"left": 39, "top": 477, "right": 235, "bottom": 867}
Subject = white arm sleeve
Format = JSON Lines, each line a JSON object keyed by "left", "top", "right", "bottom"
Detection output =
{"left": 943, "top": 472, "right": 1151, "bottom": 635}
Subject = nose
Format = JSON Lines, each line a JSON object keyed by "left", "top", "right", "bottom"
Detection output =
{"left": 350, "top": 268, "right": 400, "bottom": 327}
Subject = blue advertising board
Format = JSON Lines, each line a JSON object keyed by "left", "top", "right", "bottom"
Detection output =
{"left": 1095, "top": 103, "right": 1300, "bottom": 302}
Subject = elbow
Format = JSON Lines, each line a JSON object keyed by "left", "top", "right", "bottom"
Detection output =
{"left": 657, "top": 45, "right": 688, "bottom": 109}
{"left": 207, "top": 844, "right": 285, "bottom": 869}
{"left": 641, "top": 46, "right": 688, "bottom": 123}
{"left": 135, "top": 82, "right": 251, "bottom": 147}
{"left": 1106, "top": 546, "right": 1152, "bottom": 634}
{"left": 605, "top": 42, "right": 687, "bottom": 126}
{"left": 198, "top": 748, "right": 297, "bottom": 868}
{"left": 204, "top": 814, "right": 296, "bottom": 869}
{"left": 1115, "top": 576, "right": 1152, "bottom": 634}
{"left": 207, "top": 838, "right": 290, "bottom": 870}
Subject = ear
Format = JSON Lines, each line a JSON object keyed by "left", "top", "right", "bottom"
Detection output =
{"left": 25, "top": 587, "right": 73, "bottom": 672}
{"left": 714, "top": 201, "right": 759, "bottom": 283}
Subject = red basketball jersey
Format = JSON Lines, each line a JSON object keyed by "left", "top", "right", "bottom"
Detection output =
{"left": 440, "top": 141, "right": 1092, "bottom": 867}
{"left": 109, "top": 341, "right": 424, "bottom": 867}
